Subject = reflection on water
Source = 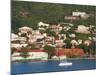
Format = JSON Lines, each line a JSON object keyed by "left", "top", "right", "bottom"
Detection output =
{"left": 11, "top": 59, "right": 96, "bottom": 75}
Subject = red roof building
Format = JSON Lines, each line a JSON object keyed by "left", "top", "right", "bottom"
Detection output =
{"left": 55, "top": 48, "right": 85, "bottom": 57}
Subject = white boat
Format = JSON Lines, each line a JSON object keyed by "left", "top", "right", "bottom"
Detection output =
{"left": 59, "top": 62, "right": 72, "bottom": 66}
{"left": 56, "top": 48, "right": 72, "bottom": 66}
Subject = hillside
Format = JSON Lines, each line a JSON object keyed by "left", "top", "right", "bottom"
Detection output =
{"left": 11, "top": 1, "right": 96, "bottom": 32}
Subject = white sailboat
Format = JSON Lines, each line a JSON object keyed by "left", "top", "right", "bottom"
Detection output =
{"left": 59, "top": 62, "right": 72, "bottom": 66}
{"left": 57, "top": 48, "right": 72, "bottom": 66}
{"left": 59, "top": 61, "right": 72, "bottom": 66}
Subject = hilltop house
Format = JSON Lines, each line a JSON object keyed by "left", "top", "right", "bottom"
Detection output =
{"left": 64, "top": 16, "right": 80, "bottom": 20}
{"left": 72, "top": 11, "right": 89, "bottom": 19}
{"left": 65, "top": 11, "right": 89, "bottom": 20}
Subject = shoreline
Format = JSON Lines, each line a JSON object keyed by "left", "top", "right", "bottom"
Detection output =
{"left": 11, "top": 57, "right": 96, "bottom": 63}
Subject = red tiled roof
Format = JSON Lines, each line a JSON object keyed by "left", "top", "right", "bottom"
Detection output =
{"left": 55, "top": 48, "right": 85, "bottom": 56}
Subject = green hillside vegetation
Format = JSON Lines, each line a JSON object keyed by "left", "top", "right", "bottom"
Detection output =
{"left": 11, "top": 1, "right": 96, "bottom": 33}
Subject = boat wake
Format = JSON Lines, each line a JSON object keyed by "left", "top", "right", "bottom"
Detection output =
{"left": 59, "top": 62, "right": 72, "bottom": 66}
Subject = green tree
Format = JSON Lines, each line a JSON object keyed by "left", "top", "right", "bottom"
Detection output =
{"left": 11, "top": 47, "right": 17, "bottom": 55}
{"left": 44, "top": 45, "right": 55, "bottom": 59}
{"left": 31, "top": 44, "right": 35, "bottom": 50}
{"left": 88, "top": 25, "right": 96, "bottom": 55}
{"left": 63, "top": 38, "right": 71, "bottom": 48}
{"left": 89, "top": 41, "right": 96, "bottom": 55}
{"left": 46, "top": 29, "right": 58, "bottom": 37}
{"left": 20, "top": 47, "right": 29, "bottom": 59}
{"left": 78, "top": 44, "right": 89, "bottom": 53}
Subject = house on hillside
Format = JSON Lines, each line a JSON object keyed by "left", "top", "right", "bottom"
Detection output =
{"left": 11, "top": 43, "right": 28, "bottom": 49}
{"left": 11, "top": 33, "right": 19, "bottom": 41}
{"left": 64, "top": 16, "right": 80, "bottom": 20}
{"left": 55, "top": 39, "right": 65, "bottom": 48}
{"left": 70, "top": 40, "right": 78, "bottom": 48}
{"left": 84, "top": 40, "right": 91, "bottom": 46}
{"left": 19, "top": 26, "right": 33, "bottom": 34}
{"left": 50, "top": 24, "right": 60, "bottom": 34}
{"left": 75, "top": 25, "right": 90, "bottom": 34}
{"left": 58, "top": 34, "right": 66, "bottom": 40}
{"left": 69, "top": 33, "right": 76, "bottom": 38}
{"left": 72, "top": 11, "right": 89, "bottom": 19}
{"left": 38, "top": 21, "right": 49, "bottom": 28}
{"left": 11, "top": 34, "right": 27, "bottom": 44}
{"left": 28, "top": 35, "right": 37, "bottom": 44}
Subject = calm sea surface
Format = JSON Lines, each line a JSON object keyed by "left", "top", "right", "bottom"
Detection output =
{"left": 11, "top": 59, "right": 96, "bottom": 75}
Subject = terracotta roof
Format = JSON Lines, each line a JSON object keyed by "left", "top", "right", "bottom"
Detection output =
{"left": 55, "top": 48, "right": 85, "bottom": 56}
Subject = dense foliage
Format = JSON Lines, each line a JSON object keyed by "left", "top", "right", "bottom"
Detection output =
{"left": 20, "top": 47, "right": 29, "bottom": 59}
{"left": 44, "top": 45, "right": 55, "bottom": 59}
{"left": 11, "top": 1, "right": 96, "bottom": 32}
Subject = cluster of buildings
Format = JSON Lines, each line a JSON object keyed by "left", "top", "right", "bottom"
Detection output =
{"left": 11, "top": 11, "right": 96, "bottom": 61}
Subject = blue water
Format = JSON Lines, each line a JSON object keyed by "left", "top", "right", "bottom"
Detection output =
{"left": 11, "top": 59, "right": 96, "bottom": 75}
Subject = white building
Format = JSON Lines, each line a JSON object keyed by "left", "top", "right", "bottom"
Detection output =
{"left": 75, "top": 25, "right": 90, "bottom": 34}
{"left": 63, "top": 26, "right": 71, "bottom": 31}
{"left": 11, "top": 43, "right": 28, "bottom": 49}
{"left": 84, "top": 40, "right": 91, "bottom": 46}
{"left": 12, "top": 50, "right": 48, "bottom": 61}
{"left": 69, "top": 33, "right": 76, "bottom": 38}
{"left": 72, "top": 11, "right": 89, "bottom": 19}
{"left": 70, "top": 40, "right": 78, "bottom": 45}
{"left": 32, "top": 30, "right": 40, "bottom": 35}
{"left": 38, "top": 27, "right": 46, "bottom": 31}
{"left": 58, "top": 34, "right": 66, "bottom": 40}
{"left": 43, "top": 33, "right": 47, "bottom": 37}
{"left": 28, "top": 36, "right": 37, "bottom": 44}
{"left": 34, "top": 34, "right": 45, "bottom": 39}
{"left": 19, "top": 26, "right": 33, "bottom": 33}
{"left": 78, "top": 39, "right": 82, "bottom": 44}
{"left": 38, "top": 21, "right": 49, "bottom": 27}
{"left": 11, "top": 33, "right": 19, "bottom": 41}
{"left": 11, "top": 33, "right": 27, "bottom": 43}
{"left": 55, "top": 39, "right": 65, "bottom": 47}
